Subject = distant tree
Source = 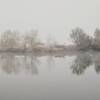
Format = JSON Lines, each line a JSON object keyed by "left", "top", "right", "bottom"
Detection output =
{"left": 70, "top": 27, "right": 92, "bottom": 50}
{"left": 94, "top": 28, "right": 100, "bottom": 39}
{"left": 23, "top": 30, "right": 38, "bottom": 51}
{"left": 93, "top": 28, "right": 100, "bottom": 49}
{"left": 0, "top": 30, "right": 19, "bottom": 50}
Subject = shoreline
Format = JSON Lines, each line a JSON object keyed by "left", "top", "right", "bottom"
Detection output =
{"left": 0, "top": 49, "right": 97, "bottom": 57}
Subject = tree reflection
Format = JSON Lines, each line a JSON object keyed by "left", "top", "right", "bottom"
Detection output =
{"left": 71, "top": 53, "right": 92, "bottom": 75}
{"left": 23, "top": 55, "right": 40, "bottom": 75}
{"left": 1, "top": 52, "right": 100, "bottom": 75}
{"left": 47, "top": 55, "right": 55, "bottom": 71}
{"left": 0, "top": 53, "right": 40, "bottom": 75}
{"left": 94, "top": 54, "right": 100, "bottom": 74}
{"left": 0, "top": 54, "right": 19, "bottom": 74}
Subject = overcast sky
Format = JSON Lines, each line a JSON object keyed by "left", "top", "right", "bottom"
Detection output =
{"left": 0, "top": 0, "right": 99, "bottom": 44}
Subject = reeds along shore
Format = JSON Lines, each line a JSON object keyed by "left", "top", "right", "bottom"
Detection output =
{"left": 0, "top": 27, "right": 100, "bottom": 52}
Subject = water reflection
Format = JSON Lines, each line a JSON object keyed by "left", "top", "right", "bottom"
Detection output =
{"left": 47, "top": 55, "right": 55, "bottom": 71}
{"left": 71, "top": 53, "right": 92, "bottom": 75}
{"left": 71, "top": 52, "right": 100, "bottom": 75}
{"left": 94, "top": 53, "right": 100, "bottom": 74}
{"left": 1, "top": 52, "right": 100, "bottom": 75}
{"left": 0, "top": 53, "right": 40, "bottom": 75}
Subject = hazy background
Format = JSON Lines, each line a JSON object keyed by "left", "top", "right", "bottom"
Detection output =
{"left": 0, "top": 0, "right": 99, "bottom": 44}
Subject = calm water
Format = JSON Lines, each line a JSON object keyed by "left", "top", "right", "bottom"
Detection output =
{"left": 0, "top": 52, "right": 100, "bottom": 100}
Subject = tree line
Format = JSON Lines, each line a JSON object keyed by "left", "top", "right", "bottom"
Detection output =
{"left": 0, "top": 28, "right": 100, "bottom": 51}
{"left": 0, "top": 30, "right": 38, "bottom": 51}
{"left": 70, "top": 27, "right": 100, "bottom": 50}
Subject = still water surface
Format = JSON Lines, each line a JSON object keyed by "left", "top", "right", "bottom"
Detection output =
{"left": 0, "top": 52, "right": 100, "bottom": 100}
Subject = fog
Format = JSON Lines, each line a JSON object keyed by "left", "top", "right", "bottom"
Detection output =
{"left": 0, "top": 0, "right": 99, "bottom": 44}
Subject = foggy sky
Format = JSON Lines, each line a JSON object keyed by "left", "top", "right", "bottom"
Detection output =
{"left": 0, "top": 0, "right": 99, "bottom": 44}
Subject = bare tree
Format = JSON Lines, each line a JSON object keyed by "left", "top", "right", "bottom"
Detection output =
{"left": 0, "top": 30, "right": 19, "bottom": 51}
{"left": 70, "top": 27, "right": 92, "bottom": 50}
{"left": 23, "top": 30, "right": 38, "bottom": 51}
{"left": 93, "top": 28, "right": 100, "bottom": 49}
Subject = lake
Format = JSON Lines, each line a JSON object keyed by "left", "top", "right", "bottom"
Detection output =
{"left": 0, "top": 52, "right": 100, "bottom": 100}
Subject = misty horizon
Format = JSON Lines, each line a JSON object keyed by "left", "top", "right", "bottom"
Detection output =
{"left": 0, "top": 0, "right": 100, "bottom": 100}
{"left": 0, "top": 0, "right": 99, "bottom": 44}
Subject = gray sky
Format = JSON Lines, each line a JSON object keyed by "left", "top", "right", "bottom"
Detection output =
{"left": 0, "top": 0, "right": 100, "bottom": 44}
